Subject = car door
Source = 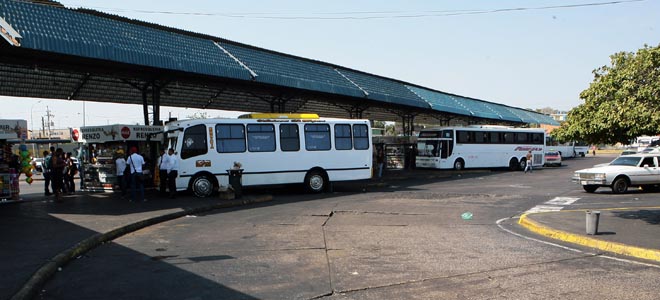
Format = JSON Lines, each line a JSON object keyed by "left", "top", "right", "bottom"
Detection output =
{"left": 636, "top": 156, "right": 658, "bottom": 184}
{"left": 651, "top": 156, "right": 660, "bottom": 184}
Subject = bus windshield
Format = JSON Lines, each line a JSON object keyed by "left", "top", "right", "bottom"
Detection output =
{"left": 417, "top": 140, "right": 440, "bottom": 157}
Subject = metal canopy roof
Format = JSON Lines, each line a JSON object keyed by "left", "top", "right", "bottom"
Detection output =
{"left": 0, "top": 0, "right": 559, "bottom": 127}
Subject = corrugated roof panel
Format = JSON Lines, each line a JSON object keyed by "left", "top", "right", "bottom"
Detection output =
{"left": 220, "top": 43, "right": 366, "bottom": 98}
{"left": 0, "top": 0, "right": 251, "bottom": 80}
{"left": 406, "top": 86, "right": 471, "bottom": 116}
{"left": 479, "top": 102, "right": 523, "bottom": 122}
{"left": 338, "top": 69, "right": 429, "bottom": 108}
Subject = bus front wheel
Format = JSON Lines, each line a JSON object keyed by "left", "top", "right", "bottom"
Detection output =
{"left": 453, "top": 159, "right": 464, "bottom": 171}
{"left": 191, "top": 174, "right": 215, "bottom": 197}
{"left": 305, "top": 170, "right": 327, "bottom": 193}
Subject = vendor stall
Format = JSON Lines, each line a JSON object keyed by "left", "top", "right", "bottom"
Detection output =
{"left": 0, "top": 119, "right": 28, "bottom": 201}
{"left": 74, "top": 125, "right": 163, "bottom": 191}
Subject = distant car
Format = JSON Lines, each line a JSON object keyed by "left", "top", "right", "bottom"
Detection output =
{"left": 544, "top": 151, "right": 562, "bottom": 167}
{"left": 573, "top": 153, "right": 660, "bottom": 193}
{"left": 31, "top": 157, "right": 44, "bottom": 173}
{"left": 639, "top": 147, "right": 660, "bottom": 154}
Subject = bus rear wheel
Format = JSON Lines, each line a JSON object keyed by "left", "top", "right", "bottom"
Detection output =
{"left": 305, "top": 170, "right": 327, "bottom": 193}
{"left": 508, "top": 158, "right": 519, "bottom": 171}
{"left": 191, "top": 174, "right": 215, "bottom": 197}
{"left": 453, "top": 159, "right": 464, "bottom": 171}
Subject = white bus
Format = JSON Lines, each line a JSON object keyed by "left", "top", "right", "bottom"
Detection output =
{"left": 416, "top": 125, "right": 546, "bottom": 170}
{"left": 545, "top": 137, "right": 588, "bottom": 158}
{"left": 163, "top": 113, "right": 372, "bottom": 197}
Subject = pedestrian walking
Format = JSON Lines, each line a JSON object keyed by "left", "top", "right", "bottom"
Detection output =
{"left": 376, "top": 146, "right": 385, "bottom": 179}
{"left": 524, "top": 150, "right": 533, "bottom": 174}
{"left": 51, "top": 148, "right": 66, "bottom": 202}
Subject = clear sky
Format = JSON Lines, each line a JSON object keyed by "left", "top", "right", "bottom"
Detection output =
{"left": 1, "top": 0, "right": 659, "bottom": 131}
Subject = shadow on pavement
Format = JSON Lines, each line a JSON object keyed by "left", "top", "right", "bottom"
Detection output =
{"left": 613, "top": 209, "right": 660, "bottom": 225}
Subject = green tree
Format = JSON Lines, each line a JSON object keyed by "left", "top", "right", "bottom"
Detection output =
{"left": 552, "top": 44, "right": 660, "bottom": 145}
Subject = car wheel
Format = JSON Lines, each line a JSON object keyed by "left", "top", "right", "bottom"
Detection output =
{"left": 583, "top": 185, "right": 598, "bottom": 193}
{"left": 305, "top": 170, "right": 327, "bottom": 193}
{"left": 454, "top": 159, "right": 464, "bottom": 171}
{"left": 611, "top": 177, "right": 629, "bottom": 194}
{"left": 191, "top": 174, "right": 214, "bottom": 197}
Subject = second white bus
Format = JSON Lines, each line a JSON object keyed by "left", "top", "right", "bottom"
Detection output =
{"left": 164, "top": 114, "right": 372, "bottom": 197}
{"left": 416, "top": 125, "right": 546, "bottom": 170}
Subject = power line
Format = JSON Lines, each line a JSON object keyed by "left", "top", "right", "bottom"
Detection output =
{"left": 56, "top": 0, "right": 646, "bottom": 20}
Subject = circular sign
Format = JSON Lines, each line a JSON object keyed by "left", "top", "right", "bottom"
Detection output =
{"left": 72, "top": 129, "right": 80, "bottom": 141}
{"left": 121, "top": 126, "right": 130, "bottom": 139}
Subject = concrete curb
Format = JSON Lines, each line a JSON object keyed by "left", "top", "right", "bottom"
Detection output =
{"left": 10, "top": 195, "right": 274, "bottom": 300}
{"left": 518, "top": 210, "right": 660, "bottom": 263}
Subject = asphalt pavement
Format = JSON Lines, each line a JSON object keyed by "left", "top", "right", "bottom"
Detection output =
{"left": 1, "top": 162, "right": 659, "bottom": 300}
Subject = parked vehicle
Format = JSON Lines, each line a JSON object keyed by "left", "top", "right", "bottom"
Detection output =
{"left": 572, "top": 153, "right": 660, "bottom": 193}
{"left": 31, "top": 157, "right": 44, "bottom": 173}
{"left": 544, "top": 150, "right": 562, "bottom": 167}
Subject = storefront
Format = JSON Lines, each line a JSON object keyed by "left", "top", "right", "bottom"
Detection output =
{"left": 0, "top": 119, "right": 28, "bottom": 201}
{"left": 73, "top": 125, "right": 163, "bottom": 191}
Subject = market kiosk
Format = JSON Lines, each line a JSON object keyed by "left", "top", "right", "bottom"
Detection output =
{"left": 0, "top": 119, "right": 28, "bottom": 200}
{"left": 74, "top": 125, "right": 163, "bottom": 191}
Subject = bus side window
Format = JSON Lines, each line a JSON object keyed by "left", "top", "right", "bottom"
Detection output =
{"left": 181, "top": 124, "right": 209, "bottom": 159}
{"left": 247, "top": 124, "right": 275, "bottom": 152}
{"left": 304, "top": 124, "right": 331, "bottom": 151}
{"left": 216, "top": 124, "right": 246, "bottom": 153}
{"left": 353, "top": 124, "right": 369, "bottom": 150}
{"left": 280, "top": 124, "right": 300, "bottom": 151}
{"left": 335, "top": 124, "right": 352, "bottom": 150}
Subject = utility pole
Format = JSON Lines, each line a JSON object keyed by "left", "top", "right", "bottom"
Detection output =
{"left": 45, "top": 106, "right": 54, "bottom": 139}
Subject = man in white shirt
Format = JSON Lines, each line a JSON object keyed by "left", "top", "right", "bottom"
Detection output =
{"left": 115, "top": 153, "right": 127, "bottom": 198}
{"left": 127, "top": 146, "right": 146, "bottom": 202}
{"left": 157, "top": 149, "right": 171, "bottom": 195}
{"left": 167, "top": 148, "right": 179, "bottom": 199}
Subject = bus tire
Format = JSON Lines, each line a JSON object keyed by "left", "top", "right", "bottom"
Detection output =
{"left": 305, "top": 169, "right": 327, "bottom": 193}
{"left": 508, "top": 158, "right": 519, "bottom": 171}
{"left": 453, "top": 159, "right": 464, "bottom": 171}
{"left": 519, "top": 158, "right": 527, "bottom": 171}
{"left": 191, "top": 174, "right": 215, "bottom": 198}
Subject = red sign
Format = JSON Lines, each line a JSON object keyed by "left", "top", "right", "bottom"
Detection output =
{"left": 72, "top": 129, "right": 80, "bottom": 141}
{"left": 121, "top": 126, "right": 130, "bottom": 139}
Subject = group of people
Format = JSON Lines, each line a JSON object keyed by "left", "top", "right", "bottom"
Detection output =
{"left": 115, "top": 146, "right": 179, "bottom": 202}
{"left": 43, "top": 147, "right": 79, "bottom": 202}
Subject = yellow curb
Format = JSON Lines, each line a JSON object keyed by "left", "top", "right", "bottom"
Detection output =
{"left": 518, "top": 212, "right": 660, "bottom": 263}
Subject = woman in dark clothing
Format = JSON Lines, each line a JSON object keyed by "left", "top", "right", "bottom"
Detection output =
{"left": 51, "top": 148, "right": 66, "bottom": 202}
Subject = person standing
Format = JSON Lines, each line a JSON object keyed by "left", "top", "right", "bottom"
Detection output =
{"left": 126, "top": 147, "right": 145, "bottom": 202}
{"left": 524, "top": 150, "right": 533, "bottom": 174}
{"left": 157, "top": 149, "right": 170, "bottom": 195}
{"left": 376, "top": 147, "right": 385, "bottom": 179}
{"left": 167, "top": 148, "right": 179, "bottom": 199}
{"left": 42, "top": 150, "right": 52, "bottom": 196}
{"left": 115, "top": 151, "right": 127, "bottom": 198}
{"left": 64, "top": 152, "right": 77, "bottom": 194}
{"left": 51, "top": 148, "right": 66, "bottom": 202}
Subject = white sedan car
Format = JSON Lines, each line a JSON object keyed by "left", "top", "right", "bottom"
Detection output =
{"left": 572, "top": 153, "right": 660, "bottom": 193}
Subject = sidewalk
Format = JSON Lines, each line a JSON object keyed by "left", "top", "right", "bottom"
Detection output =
{"left": 0, "top": 189, "right": 272, "bottom": 300}
{"left": 519, "top": 207, "right": 660, "bottom": 263}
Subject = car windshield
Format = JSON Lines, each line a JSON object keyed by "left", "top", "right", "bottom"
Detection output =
{"left": 609, "top": 156, "right": 641, "bottom": 166}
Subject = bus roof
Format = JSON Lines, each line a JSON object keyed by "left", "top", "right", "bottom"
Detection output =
{"left": 238, "top": 113, "right": 320, "bottom": 119}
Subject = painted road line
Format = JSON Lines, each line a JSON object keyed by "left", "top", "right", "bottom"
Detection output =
{"left": 518, "top": 212, "right": 660, "bottom": 263}
{"left": 524, "top": 197, "right": 580, "bottom": 214}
